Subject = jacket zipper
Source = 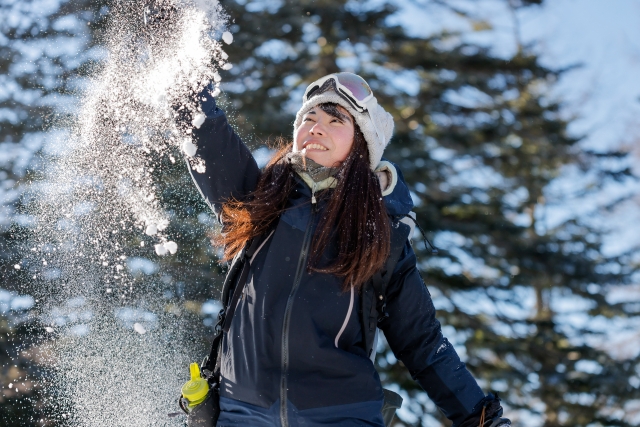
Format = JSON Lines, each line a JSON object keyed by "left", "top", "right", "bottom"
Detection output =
{"left": 280, "top": 205, "right": 316, "bottom": 427}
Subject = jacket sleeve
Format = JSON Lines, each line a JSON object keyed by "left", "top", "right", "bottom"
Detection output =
{"left": 379, "top": 243, "right": 486, "bottom": 426}
{"left": 186, "top": 86, "right": 260, "bottom": 222}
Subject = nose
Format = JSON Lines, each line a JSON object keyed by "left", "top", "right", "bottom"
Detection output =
{"left": 309, "top": 122, "right": 325, "bottom": 136}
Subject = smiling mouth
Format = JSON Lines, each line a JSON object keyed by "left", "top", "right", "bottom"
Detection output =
{"left": 304, "top": 143, "right": 328, "bottom": 151}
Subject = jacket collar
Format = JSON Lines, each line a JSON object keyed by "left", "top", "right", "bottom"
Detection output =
{"left": 286, "top": 156, "right": 414, "bottom": 217}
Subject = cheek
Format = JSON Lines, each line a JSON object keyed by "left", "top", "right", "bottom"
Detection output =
{"left": 340, "top": 129, "right": 355, "bottom": 150}
{"left": 334, "top": 131, "right": 354, "bottom": 160}
{"left": 293, "top": 127, "right": 305, "bottom": 151}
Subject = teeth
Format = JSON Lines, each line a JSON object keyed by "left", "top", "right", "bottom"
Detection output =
{"left": 306, "top": 143, "right": 327, "bottom": 151}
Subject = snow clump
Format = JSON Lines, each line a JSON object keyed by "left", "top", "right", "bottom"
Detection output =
{"left": 192, "top": 112, "right": 206, "bottom": 128}
{"left": 133, "top": 323, "right": 147, "bottom": 334}
{"left": 154, "top": 241, "right": 178, "bottom": 256}
{"left": 182, "top": 138, "right": 198, "bottom": 157}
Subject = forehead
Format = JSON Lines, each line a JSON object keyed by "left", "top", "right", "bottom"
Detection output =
{"left": 305, "top": 104, "right": 349, "bottom": 113}
{"left": 304, "top": 104, "right": 352, "bottom": 120}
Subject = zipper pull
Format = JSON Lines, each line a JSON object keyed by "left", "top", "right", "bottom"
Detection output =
{"left": 311, "top": 183, "right": 317, "bottom": 205}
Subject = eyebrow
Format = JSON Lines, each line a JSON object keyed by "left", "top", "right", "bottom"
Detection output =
{"left": 305, "top": 108, "right": 352, "bottom": 123}
{"left": 333, "top": 111, "right": 352, "bottom": 123}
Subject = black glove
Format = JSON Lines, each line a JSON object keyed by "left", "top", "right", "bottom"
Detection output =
{"left": 198, "top": 83, "right": 220, "bottom": 118}
{"left": 486, "top": 416, "right": 511, "bottom": 427}
{"left": 171, "top": 83, "right": 221, "bottom": 128}
{"left": 143, "top": 0, "right": 178, "bottom": 26}
{"left": 457, "top": 393, "right": 512, "bottom": 427}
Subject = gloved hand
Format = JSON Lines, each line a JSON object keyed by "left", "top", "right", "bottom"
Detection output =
{"left": 198, "top": 83, "right": 220, "bottom": 118}
{"left": 486, "top": 416, "right": 511, "bottom": 427}
{"left": 143, "top": 0, "right": 177, "bottom": 26}
{"left": 457, "top": 393, "right": 512, "bottom": 427}
{"left": 171, "top": 83, "right": 221, "bottom": 129}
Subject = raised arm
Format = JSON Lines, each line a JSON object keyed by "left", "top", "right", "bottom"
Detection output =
{"left": 381, "top": 245, "right": 508, "bottom": 426}
{"left": 186, "top": 85, "right": 260, "bottom": 221}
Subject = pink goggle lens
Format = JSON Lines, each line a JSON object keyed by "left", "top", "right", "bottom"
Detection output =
{"left": 334, "top": 73, "right": 373, "bottom": 101}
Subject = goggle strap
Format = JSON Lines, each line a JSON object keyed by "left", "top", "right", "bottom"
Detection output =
{"left": 363, "top": 98, "right": 385, "bottom": 149}
{"left": 369, "top": 114, "right": 385, "bottom": 149}
{"left": 337, "top": 88, "right": 366, "bottom": 113}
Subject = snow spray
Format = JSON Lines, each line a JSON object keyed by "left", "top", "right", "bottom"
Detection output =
{"left": 20, "top": 0, "right": 232, "bottom": 424}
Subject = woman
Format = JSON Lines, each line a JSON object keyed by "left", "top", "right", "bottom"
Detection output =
{"left": 187, "top": 73, "right": 510, "bottom": 427}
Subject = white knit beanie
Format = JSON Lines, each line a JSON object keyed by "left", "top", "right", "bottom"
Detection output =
{"left": 293, "top": 89, "right": 394, "bottom": 170}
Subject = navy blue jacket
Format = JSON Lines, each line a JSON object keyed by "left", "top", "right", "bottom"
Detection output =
{"left": 187, "top": 91, "right": 486, "bottom": 426}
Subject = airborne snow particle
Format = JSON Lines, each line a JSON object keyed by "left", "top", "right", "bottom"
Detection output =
{"left": 165, "top": 241, "right": 178, "bottom": 254}
{"left": 182, "top": 139, "right": 197, "bottom": 157}
{"left": 145, "top": 224, "right": 158, "bottom": 236}
{"left": 155, "top": 243, "right": 168, "bottom": 256}
{"left": 194, "top": 161, "right": 206, "bottom": 173}
{"left": 133, "top": 323, "right": 147, "bottom": 334}
{"left": 156, "top": 219, "right": 169, "bottom": 231}
{"left": 45, "top": 327, "right": 54, "bottom": 333}
{"left": 222, "top": 63, "right": 233, "bottom": 70}
{"left": 14, "top": 264, "right": 21, "bottom": 270}
{"left": 192, "top": 112, "right": 206, "bottom": 128}
{"left": 222, "top": 31, "right": 233, "bottom": 44}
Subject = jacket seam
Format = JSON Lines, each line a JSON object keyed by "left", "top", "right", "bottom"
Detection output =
{"left": 249, "top": 229, "right": 275, "bottom": 264}
{"left": 334, "top": 286, "right": 355, "bottom": 348}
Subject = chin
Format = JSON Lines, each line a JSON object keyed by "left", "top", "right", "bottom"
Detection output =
{"left": 308, "top": 155, "right": 333, "bottom": 167}
{"left": 309, "top": 157, "right": 340, "bottom": 168}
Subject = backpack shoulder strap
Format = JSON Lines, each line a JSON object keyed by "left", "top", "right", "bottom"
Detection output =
{"left": 361, "top": 217, "right": 411, "bottom": 358}
{"left": 202, "top": 229, "right": 274, "bottom": 375}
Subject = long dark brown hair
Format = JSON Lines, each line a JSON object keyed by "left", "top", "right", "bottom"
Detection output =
{"left": 216, "top": 104, "right": 390, "bottom": 290}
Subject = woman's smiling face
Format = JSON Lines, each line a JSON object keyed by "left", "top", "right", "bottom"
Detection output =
{"left": 294, "top": 104, "right": 355, "bottom": 167}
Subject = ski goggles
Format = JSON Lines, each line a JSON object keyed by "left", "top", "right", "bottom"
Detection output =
{"left": 303, "top": 73, "right": 384, "bottom": 146}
